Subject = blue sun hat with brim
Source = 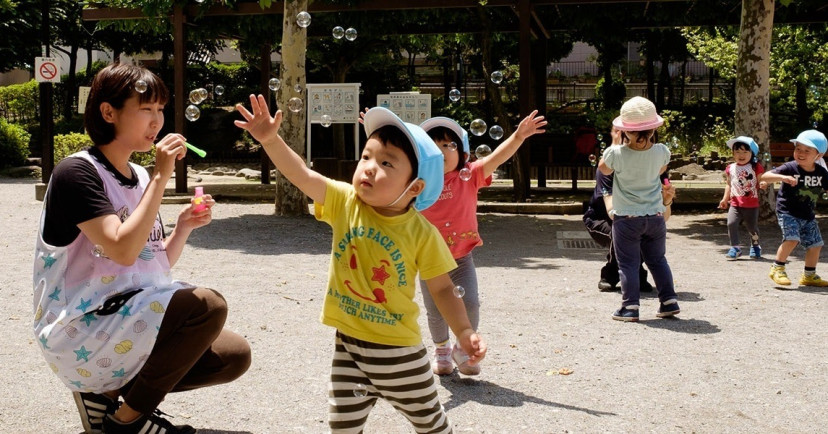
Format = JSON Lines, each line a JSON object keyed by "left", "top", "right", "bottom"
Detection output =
{"left": 363, "top": 107, "right": 444, "bottom": 211}
{"left": 791, "top": 129, "right": 828, "bottom": 154}
{"left": 419, "top": 117, "right": 470, "bottom": 154}
{"left": 726, "top": 136, "right": 759, "bottom": 156}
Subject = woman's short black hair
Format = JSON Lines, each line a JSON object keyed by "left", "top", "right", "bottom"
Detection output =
{"left": 427, "top": 126, "right": 466, "bottom": 171}
{"left": 84, "top": 63, "right": 169, "bottom": 146}
{"left": 370, "top": 125, "right": 419, "bottom": 182}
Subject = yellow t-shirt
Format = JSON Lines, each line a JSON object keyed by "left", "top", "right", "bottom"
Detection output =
{"left": 315, "top": 180, "right": 456, "bottom": 346}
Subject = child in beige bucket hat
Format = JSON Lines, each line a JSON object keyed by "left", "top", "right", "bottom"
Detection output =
{"left": 598, "top": 96, "right": 680, "bottom": 322}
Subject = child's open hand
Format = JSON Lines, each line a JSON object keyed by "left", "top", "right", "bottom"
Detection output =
{"left": 514, "top": 110, "right": 547, "bottom": 141}
{"left": 610, "top": 126, "right": 622, "bottom": 145}
{"left": 357, "top": 107, "right": 370, "bottom": 125}
{"left": 457, "top": 329, "right": 487, "bottom": 366}
{"left": 234, "top": 94, "right": 283, "bottom": 145}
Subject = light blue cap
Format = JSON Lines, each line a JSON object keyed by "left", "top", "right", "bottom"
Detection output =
{"left": 420, "top": 117, "right": 470, "bottom": 154}
{"left": 791, "top": 129, "right": 828, "bottom": 154}
{"left": 726, "top": 136, "right": 759, "bottom": 156}
{"left": 363, "top": 107, "right": 444, "bottom": 211}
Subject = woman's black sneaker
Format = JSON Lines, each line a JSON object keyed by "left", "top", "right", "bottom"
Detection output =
{"left": 72, "top": 391, "right": 119, "bottom": 433}
{"left": 102, "top": 409, "right": 197, "bottom": 434}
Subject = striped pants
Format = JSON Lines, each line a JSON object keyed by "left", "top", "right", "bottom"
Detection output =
{"left": 328, "top": 331, "right": 452, "bottom": 433}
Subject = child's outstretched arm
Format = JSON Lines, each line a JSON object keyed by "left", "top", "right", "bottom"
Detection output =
{"left": 759, "top": 170, "right": 797, "bottom": 186}
{"left": 235, "top": 94, "right": 327, "bottom": 204}
{"left": 424, "top": 273, "right": 487, "bottom": 365}
{"left": 481, "top": 110, "right": 547, "bottom": 178}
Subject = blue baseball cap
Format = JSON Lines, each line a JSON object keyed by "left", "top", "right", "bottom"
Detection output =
{"left": 726, "top": 136, "right": 759, "bottom": 156}
{"left": 791, "top": 129, "right": 827, "bottom": 154}
{"left": 363, "top": 107, "right": 444, "bottom": 211}
{"left": 420, "top": 117, "right": 470, "bottom": 154}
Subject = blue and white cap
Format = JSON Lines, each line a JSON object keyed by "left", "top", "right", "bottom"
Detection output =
{"left": 363, "top": 107, "right": 444, "bottom": 211}
{"left": 791, "top": 129, "right": 827, "bottom": 154}
{"left": 726, "top": 136, "right": 759, "bottom": 156}
{"left": 420, "top": 117, "right": 470, "bottom": 154}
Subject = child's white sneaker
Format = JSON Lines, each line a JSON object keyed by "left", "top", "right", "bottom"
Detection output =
{"left": 451, "top": 344, "right": 481, "bottom": 376}
{"left": 432, "top": 344, "right": 454, "bottom": 375}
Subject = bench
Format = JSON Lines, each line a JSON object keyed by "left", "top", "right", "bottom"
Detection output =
{"left": 769, "top": 142, "right": 794, "bottom": 165}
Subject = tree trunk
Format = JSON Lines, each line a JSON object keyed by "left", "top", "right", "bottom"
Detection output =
{"left": 64, "top": 44, "right": 79, "bottom": 120}
{"left": 274, "top": 0, "right": 310, "bottom": 216}
{"left": 735, "top": 0, "right": 774, "bottom": 219}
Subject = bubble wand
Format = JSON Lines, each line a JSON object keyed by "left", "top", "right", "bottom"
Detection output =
{"left": 185, "top": 142, "right": 207, "bottom": 158}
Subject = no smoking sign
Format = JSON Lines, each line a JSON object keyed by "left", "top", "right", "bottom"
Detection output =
{"left": 35, "top": 57, "right": 61, "bottom": 83}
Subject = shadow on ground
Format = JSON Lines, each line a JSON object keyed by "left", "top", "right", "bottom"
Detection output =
{"left": 438, "top": 377, "right": 616, "bottom": 417}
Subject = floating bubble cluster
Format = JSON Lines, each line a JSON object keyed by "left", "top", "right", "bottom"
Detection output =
{"left": 489, "top": 125, "right": 503, "bottom": 140}
{"left": 448, "top": 88, "right": 461, "bottom": 102}
{"left": 469, "top": 119, "right": 487, "bottom": 136}
{"left": 134, "top": 80, "right": 147, "bottom": 94}
{"left": 296, "top": 11, "right": 311, "bottom": 28}
{"left": 268, "top": 78, "right": 281, "bottom": 91}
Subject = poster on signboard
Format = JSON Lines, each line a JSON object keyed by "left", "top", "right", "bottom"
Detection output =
{"left": 307, "top": 83, "right": 360, "bottom": 123}
{"left": 376, "top": 92, "right": 431, "bottom": 124}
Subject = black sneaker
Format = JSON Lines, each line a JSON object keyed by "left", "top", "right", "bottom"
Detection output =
{"left": 598, "top": 279, "right": 617, "bottom": 292}
{"left": 640, "top": 281, "right": 654, "bottom": 292}
{"left": 103, "top": 410, "right": 197, "bottom": 434}
{"left": 656, "top": 300, "right": 681, "bottom": 318}
{"left": 612, "top": 307, "right": 639, "bottom": 322}
{"left": 72, "top": 391, "right": 119, "bottom": 433}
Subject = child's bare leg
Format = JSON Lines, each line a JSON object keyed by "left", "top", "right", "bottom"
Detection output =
{"left": 804, "top": 245, "right": 822, "bottom": 268}
{"left": 775, "top": 240, "right": 799, "bottom": 263}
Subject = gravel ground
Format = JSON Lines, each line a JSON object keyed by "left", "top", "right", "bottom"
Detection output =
{"left": 2, "top": 178, "right": 827, "bottom": 433}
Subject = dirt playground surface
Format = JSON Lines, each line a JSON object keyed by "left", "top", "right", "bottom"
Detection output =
{"left": 1, "top": 178, "right": 826, "bottom": 433}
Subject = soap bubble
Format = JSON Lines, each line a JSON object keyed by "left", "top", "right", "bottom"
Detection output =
{"left": 287, "top": 97, "right": 303, "bottom": 113}
{"left": 321, "top": 114, "right": 332, "bottom": 127}
{"left": 268, "top": 78, "right": 281, "bottom": 91}
{"left": 823, "top": 192, "right": 828, "bottom": 200}
{"left": 345, "top": 28, "right": 358, "bottom": 41}
{"left": 459, "top": 167, "right": 471, "bottom": 181}
{"left": 332, "top": 26, "right": 345, "bottom": 39}
{"left": 445, "top": 142, "right": 458, "bottom": 151}
{"left": 814, "top": 121, "right": 819, "bottom": 129}
{"left": 294, "top": 83, "right": 302, "bottom": 94}
{"left": 134, "top": 80, "right": 147, "bottom": 94}
{"left": 448, "top": 88, "right": 461, "bottom": 102}
{"left": 185, "top": 104, "right": 200, "bottom": 122}
{"left": 453, "top": 285, "right": 466, "bottom": 298}
{"left": 490, "top": 70, "right": 504, "bottom": 84}
{"left": 91, "top": 245, "right": 105, "bottom": 258}
{"left": 296, "top": 11, "right": 311, "bottom": 28}
{"left": 762, "top": 152, "right": 771, "bottom": 162}
{"left": 214, "top": 85, "right": 225, "bottom": 96}
{"left": 597, "top": 133, "right": 603, "bottom": 143}
{"left": 475, "top": 144, "right": 492, "bottom": 159}
{"left": 197, "top": 88, "right": 208, "bottom": 100}
{"left": 469, "top": 119, "right": 487, "bottom": 136}
{"left": 589, "top": 154, "right": 597, "bottom": 166}
{"left": 189, "top": 90, "right": 204, "bottom": 105}
{"left": 353, "top": 383, "right": 367, "bottom": 398}
{"left": 488, "top": 125, "right": 503, "bottom": 140}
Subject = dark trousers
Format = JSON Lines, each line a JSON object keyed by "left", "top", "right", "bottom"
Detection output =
{"left": 612, "top": 215, "right": 677, "bottom": 307}
{"left": 584, "top": 216, "right": 649, "bottom": 285}
{"left": 119, "top": 287, "right": 252, "bottom": 414}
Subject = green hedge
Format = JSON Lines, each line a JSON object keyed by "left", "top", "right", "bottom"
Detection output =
{"left": 0, "top": 118, "right": 31, "bottom": 168}
{"left": 0, "top": 80, "right": 39, "bottom": 123}
{"left": 54, "top": 133, "right": 155, "bottom": 167}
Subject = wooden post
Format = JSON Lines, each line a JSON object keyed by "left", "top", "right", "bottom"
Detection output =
{"left": 260, "top": 43, "right": 271, "bottom": 184}
{"left": 39, "top": 0, "right": 54, "bottom": 185}
{"left": 515, "top": 0, "right": 533, "bottom": 199}
{"left": 173, "top": 6, "right": 187, "bottom": 193}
